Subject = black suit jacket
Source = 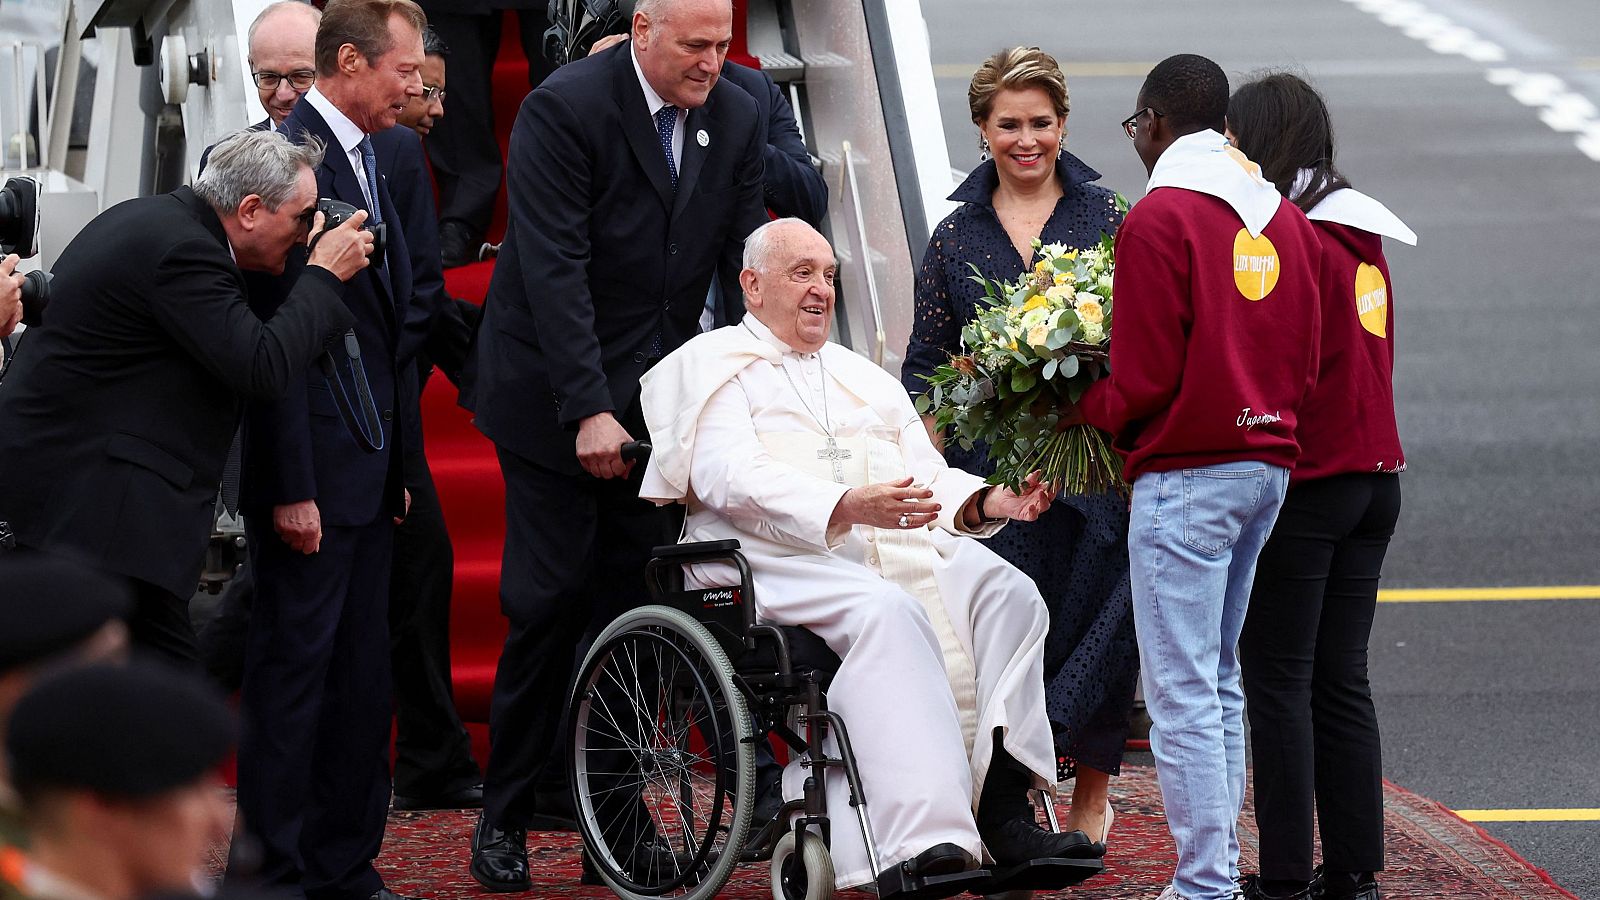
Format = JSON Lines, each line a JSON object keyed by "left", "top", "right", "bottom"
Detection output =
{"left": 718, "top": 61, "right": 826, "bottom": 226}
{"left": 240, "top": 101, "right": 412, "bottom": 525}
{"left": 461, "top": 43, "right": 766, "bottom": 471}
{"left": 0, "top": 188, "right": 352, "bottom": 595}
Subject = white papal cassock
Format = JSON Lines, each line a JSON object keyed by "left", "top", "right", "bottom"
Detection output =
{"left": 639, "top": 316, "right": 1055, "bottom": 890}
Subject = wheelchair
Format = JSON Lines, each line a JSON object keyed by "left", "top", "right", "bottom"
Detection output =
{"left": 566, "top": 538, "right": 1104, "bottom": 900}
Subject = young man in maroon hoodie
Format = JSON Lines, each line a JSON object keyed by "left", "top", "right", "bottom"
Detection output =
{"left": 1075, "top": 55, "right": 1323, "bottom": 900}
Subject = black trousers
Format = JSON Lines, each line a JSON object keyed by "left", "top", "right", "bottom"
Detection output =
{"left": 389, "top": 462, "right": 482, "bottom": 797}
{"left": 424, "top": 9, "right": 554, "bottom": 237}
{"left": 232, "top": 517, "right": 395, "bottom": 900}
{"left": 129, "top": 575, "right": 200, "bottom": 667}
{"left": 1240, "top": 473, "right": 1401, "bottom": 882}
{"left": 482, "top": 442, "right": 674, "bottom": 829}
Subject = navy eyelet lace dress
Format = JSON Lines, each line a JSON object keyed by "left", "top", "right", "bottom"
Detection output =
{"left": 901, "top": 153, "right": 1140, "bottom": 777}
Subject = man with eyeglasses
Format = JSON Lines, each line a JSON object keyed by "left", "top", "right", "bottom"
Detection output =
{"left": 248, "top": 1, "right": 322, "bottom": 127}
{"left": 1071, "top": 54, "right": 1324, "bottom": 900}
{"left": 396, "top": 28, "right": 448, "bottom": 137}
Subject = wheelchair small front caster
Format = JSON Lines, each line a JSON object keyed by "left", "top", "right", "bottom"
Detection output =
{"left": 770, "top": 830, "right": 834, "bottom": 900}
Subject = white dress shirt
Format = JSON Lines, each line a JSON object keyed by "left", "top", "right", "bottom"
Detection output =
{"left": 303, "top": 87, "right": 377, "bottom": 212}
{"left": 630, "top": 45, "right": 686, "bottom": 170}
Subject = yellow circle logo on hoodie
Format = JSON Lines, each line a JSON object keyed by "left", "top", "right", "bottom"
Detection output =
{"left": 1354, "top": 262, "right": 1388, "bottom": 338}
{"left": 1232, "top": 229, "right": 1280, "bottom": 301}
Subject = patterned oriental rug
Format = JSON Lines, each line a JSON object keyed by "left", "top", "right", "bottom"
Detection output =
{"left": 336, "top": 765, "right": 1575, "bottom": 899}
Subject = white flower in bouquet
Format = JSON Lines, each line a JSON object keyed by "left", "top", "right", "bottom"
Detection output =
{"left": 1045, "top": 283, "right": 1076, "bottom": 304}
{"left": 1075, "top": 296, "right": 1104, "bottom": 326}
{"left": 1080, "top": 321, "right": 1105, "bottom": 344}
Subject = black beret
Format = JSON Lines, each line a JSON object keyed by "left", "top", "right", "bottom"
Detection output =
{"left": 0, "top": 551, "right": 132, "bottom": 674}
{"left": 6, "top": 662, "right": 235, "bottom": 798}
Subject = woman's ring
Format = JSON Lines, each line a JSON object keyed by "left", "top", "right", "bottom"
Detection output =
{"left": 898, "top": 514, "right": 910, "bottom": 528}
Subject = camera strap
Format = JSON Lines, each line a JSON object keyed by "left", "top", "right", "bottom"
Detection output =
{"left": 318, "top": 329, "right": 385, "bottom": 453}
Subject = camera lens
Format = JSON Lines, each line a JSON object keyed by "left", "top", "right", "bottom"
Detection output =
{"left": 0, "top": 176, "right": 42, "bottom": 259}
{"left": 19, "top": 271, "right": 51, "bottom": 319}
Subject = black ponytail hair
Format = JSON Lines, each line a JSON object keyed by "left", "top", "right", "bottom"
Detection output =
{"left": 1226, "top": 72, "right": 1351, "bottom": 214}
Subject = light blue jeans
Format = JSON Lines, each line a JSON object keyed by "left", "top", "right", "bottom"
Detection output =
{"left": 1128, "top": 461, "right": 1290, "bottom": 900}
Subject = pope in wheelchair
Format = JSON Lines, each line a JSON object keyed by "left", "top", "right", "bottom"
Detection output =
{"left": 579, "top": 218, "right": 1102, "bottom": 898}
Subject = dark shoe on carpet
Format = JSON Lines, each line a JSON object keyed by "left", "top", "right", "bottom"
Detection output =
{"left": 392, "top": 782, "right": 484, "bottom": 811}
{"left": 1311, "top": 866, "right": 1381, "bottom": 900}
{"left": 753, "top": 777, "right": 785, "bottom": 825}
{"left": 369, "top": 889, "right": 420, "bottom": 900}
{"left": 1240, "top": 874, "right": 1313, "bottom": 899}
{"left": 529, "top": 785, "right": 579, "bottom": 832}
{"left": 439, "top": 220, "right": 478, "bottom": 269}
{"left": 908, "top": 842, "right": 976, "bottom": 877}
{"left": 980, "top": 814, "right": 1099, "bottom": 866}
{"left": 584, "top": 838, "right": 693, "bottom": 885}
{"left": 470, "top": 813, "right": 530, "bottom": 892}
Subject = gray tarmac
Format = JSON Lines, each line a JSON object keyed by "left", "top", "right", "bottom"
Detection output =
{"left": 917, "top": 0, "right": 1600, "bottom": 894}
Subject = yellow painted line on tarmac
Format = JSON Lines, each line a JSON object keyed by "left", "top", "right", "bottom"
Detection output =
{"left": 1454, "top": 808, "right": 1600, "bottom": 822}
{"left": 1378, "top": 586, "right": 1600, "bottom": 603}
{"left": 931, "top": 61, "right": 1154, "bottom": 79}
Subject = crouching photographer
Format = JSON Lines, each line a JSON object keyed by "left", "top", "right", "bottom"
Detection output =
{"left": 0, "top": 128, "right": 375, "bottom": 666}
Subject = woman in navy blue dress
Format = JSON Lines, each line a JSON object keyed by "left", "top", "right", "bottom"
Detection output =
{"left": 901, "top": 47, "right": 1138, "bottom": 849}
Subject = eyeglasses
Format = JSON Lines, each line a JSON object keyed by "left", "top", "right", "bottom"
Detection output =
{"left": 421, "top": 84, "right": 446, "bottom": 102}
{"left": 252, "top": 70, "right": 316, "bottom": 91}
{"left": 1121, "top": 107, "right": 1163, "bottom": 141}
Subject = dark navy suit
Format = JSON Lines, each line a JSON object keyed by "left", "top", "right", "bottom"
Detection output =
{"left": 232, "top": 95, "right": 412, "bottom": 900}
{"left": 370, "top": 124, "right": 484, "bottom": 800}
{"left": 460, "top": 42, "right": 766, "bottom": 831}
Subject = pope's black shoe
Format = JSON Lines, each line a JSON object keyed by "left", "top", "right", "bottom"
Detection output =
{"left": 908, "top": 842, "right": 977, "bottom": 877}
{"left": 392, "top": 782, "right": 484, "bottom": 811}
{"left": 979, "top": 814, "right": 1098, "bottom": 867}
{"left": 470, "top": 813, "right": 530, "bottom": 892}
{"left": 439, "top": 220, "right": 478, "bottom": 269}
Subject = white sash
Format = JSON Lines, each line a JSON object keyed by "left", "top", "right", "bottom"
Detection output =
{"left": 756, "top": 429, "right": 982, "bottom": 755}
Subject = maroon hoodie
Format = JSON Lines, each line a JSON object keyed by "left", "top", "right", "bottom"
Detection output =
{"left": 1292, "top": 221, "right": 1405, "bottom": 480}
{"left": 1080, "top": 188, "right": 1323, "bottom": 481}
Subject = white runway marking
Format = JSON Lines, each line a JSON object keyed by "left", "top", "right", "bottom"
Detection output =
{"left": 1340, "top": 0, "right": 1600, "bottom": 162}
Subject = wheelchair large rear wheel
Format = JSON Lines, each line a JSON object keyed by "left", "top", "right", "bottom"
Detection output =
{"left": 570, "top": 605, "right": 755, "bottom": 900}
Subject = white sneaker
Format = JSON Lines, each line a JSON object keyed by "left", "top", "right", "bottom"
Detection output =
{"left": 1155, "top": 886, "right": 1181, "bottom": 900}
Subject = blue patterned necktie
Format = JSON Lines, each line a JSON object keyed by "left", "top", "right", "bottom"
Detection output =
{"left": 654, "top": 104, "right": 679, "bottom": 190}
{"left": 357, "top": 135, "right": 384, "bottom": 226}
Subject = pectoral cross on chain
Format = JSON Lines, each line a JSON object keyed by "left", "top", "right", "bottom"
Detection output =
{"left": 817, "top": 436, "right": 852, "bottom": 484}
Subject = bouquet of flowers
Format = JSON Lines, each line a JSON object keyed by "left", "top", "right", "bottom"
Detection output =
{"left": 915, "top": 233, "right": 1127, "bottom": 496}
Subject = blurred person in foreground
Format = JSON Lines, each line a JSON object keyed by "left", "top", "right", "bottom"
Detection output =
{"left": 1071, "top": 54, "right": 1324, "bottom": 900}
{"left": 1227, "top": 72, "right": 1415, "bottom": 900}
{"left": 460, "top": 0, "right": 766, "bottom": 887}
{"left": 0, "top": 553, "right": 132, "bottom": 852}
{"left": 640, "top": 219, "right": 1091, "bottom": 891}
{"left": 901, "top": 46, "right": 1135, "bottom": 849}
{"left": 232, "top": 1, "right": 426, "bottom": 898}
{"left": 0, "top": 663, "right": 233, "bottom": 900}
{"left": 0, "top": 130, "right": 372, "bottom": 666}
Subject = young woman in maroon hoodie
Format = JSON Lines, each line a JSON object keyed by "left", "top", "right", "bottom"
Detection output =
{"left": 1226, "top": 73, "right": 1416, "bottom": 900}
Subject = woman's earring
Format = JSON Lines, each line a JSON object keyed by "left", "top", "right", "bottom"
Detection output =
{"left": 978, "top": 136, "right": 991, "bottom": 162}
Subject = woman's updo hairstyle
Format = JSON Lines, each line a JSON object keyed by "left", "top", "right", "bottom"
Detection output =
{"left": 968, "top": 47, "right": 1070, "bottom": 126}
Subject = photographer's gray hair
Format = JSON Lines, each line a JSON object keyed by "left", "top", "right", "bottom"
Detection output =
{"left": 194, "top": 130, "right": 326, "bottom": 212}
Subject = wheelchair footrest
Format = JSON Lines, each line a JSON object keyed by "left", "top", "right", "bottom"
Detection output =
{"left": 971, "top": 856, "right": 1105, "bottom": 892}
{"left": 875, "top": 864, "right": 994, "bottom": 900}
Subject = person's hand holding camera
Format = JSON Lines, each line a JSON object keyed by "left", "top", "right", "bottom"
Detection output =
{"left": 1, "top": 254, "right": 24, "bottom": 337}
{"left": 305, "top": 209, "right": 374, "bottom": 282}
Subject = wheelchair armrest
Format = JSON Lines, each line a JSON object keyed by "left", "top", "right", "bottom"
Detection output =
{"left": 650, "top": 539, "right": 743, "bottom": 561}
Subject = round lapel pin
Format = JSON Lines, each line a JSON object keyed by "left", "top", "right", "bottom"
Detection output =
{"left": 696, "top": 129, "right": 710, "bottom": 147}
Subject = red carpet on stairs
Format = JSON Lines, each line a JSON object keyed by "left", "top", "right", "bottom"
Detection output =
{"left": 341, "top": 767, "right": 1579, "bottom": 899}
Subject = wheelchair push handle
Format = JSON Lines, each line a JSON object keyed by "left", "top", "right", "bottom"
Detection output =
{"left": 620, "top": 440, "right": 652, "bottom": 463}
